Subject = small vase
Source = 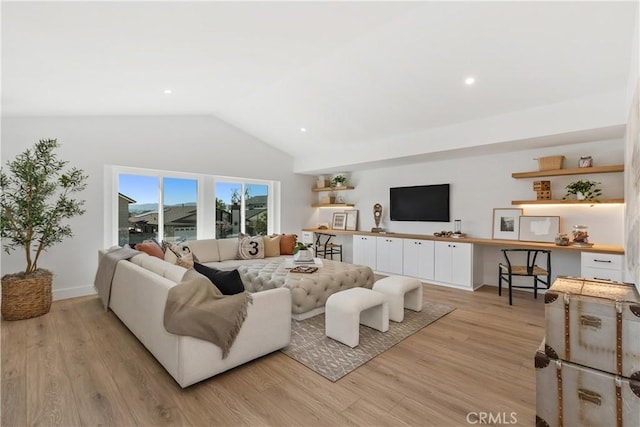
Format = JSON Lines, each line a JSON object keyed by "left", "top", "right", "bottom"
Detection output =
{"left": 576, "top": 192, "right": 586, "bottom": 200}
{"left": 293, "top": 249, "right": 313, "bottom": 262}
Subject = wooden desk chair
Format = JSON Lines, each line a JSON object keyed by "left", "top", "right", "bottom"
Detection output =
{"left": 314, "top": 233, "right": 343, "bottom": 261}
{"left": 498, "top": 249, "right": 551, "bottom": 305}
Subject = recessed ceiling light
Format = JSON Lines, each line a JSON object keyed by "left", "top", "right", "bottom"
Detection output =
{"left": 300, "top": 127, "right": 307, "bottom": 132}
{"left": 163, "top": 89, "right": 173, "bottom": 94}
{"left": 464, "top": 77, "right": 475, "bottom": 85}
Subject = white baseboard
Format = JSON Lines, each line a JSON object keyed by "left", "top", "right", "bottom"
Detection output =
{"left": 53, "top": 285, "right": 96, "bottom": 301}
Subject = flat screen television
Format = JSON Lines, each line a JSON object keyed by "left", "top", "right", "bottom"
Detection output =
{"left": 390, "top": 184, "right": 450, "bottom": 222}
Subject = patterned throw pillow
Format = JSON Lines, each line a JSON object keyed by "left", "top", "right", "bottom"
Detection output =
{"left": 238, "top": 235, "right": 265, "bottom": 260}
{"left": 162, "top": 241, "right": 196, "bottom": 269}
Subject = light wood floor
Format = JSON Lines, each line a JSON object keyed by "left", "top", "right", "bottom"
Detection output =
{"left": 2, "top": 282, "right": 544, "bottom": 427}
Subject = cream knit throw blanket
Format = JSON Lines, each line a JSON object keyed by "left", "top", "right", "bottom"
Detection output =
{"left": 94, "top": 246, "right": 141, "bottom": 310}
{"left": 163, "top": 269, "right": 252, "bottom": 359}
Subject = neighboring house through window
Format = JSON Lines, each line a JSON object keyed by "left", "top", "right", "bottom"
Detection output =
{"left": 109, "top": 166, "right": 277, "bottom": 247}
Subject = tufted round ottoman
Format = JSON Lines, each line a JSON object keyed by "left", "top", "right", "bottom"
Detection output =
{"left": 325, "top": 287, "right": 389, "bottom": 348}
{"left": 372, "top": 276, "right": 423, "bottom": 322}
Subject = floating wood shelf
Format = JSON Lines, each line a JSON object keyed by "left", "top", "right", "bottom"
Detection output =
{"left": 311, "top": 203, "right": 355, "bottom": 208}
{"left": 312, "top": 186, "right": 355, "bottom": 192}
{"left": 511, "top": 198, "right": 624, "bottom": 205}
{"left": 511, "top": 164, "right": 624, "bottom": 179}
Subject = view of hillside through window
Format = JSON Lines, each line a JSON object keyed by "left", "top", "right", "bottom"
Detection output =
{"left": 118, "top": 173, "right": 270, "bottom": 246}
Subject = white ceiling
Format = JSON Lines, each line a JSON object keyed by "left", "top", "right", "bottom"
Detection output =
{"left": 2, "top": 1, "right": 637, "bottom": 173}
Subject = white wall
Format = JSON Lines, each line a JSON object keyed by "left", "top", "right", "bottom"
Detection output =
{"left": 1, "top": 116, "right": 314, "bottom": 299}
{"left": 306, "top": 139, "right": 625, "bottom": 284}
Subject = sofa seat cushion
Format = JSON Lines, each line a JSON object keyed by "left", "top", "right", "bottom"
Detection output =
{"left": 201, "top": 256, "right": 289, "bottom": 271}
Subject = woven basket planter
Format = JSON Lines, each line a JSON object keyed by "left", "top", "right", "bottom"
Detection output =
{"left": 1, "top": 270, "right": 52, "bottom": 321}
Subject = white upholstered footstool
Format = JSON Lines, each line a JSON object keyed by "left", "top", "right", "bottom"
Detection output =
{"left": 372, "top": 276, "right": 423, "bottom": 322}
{"left": 325, "top": 287, "right": 389, "bottom": 347}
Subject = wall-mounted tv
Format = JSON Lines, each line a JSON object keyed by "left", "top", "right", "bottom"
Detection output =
{"left": 390, "top": 184, "right": 450, "bottom": 222}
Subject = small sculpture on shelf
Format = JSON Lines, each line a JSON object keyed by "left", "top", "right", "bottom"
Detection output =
{"left": 554, "top": 233, "right": 570, "bottom": 246}
{"left": 371, "top": 203, "right": 383, "bottom": 232}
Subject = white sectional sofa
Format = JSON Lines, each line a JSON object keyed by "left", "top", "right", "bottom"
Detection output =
{"left": 103, "top": 250, "right": 291, "bottom": 388}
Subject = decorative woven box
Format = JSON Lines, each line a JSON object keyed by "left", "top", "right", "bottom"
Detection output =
{"left": 536, "top": 340, "right": 640, "bottom": 427}
{"left": 533, "top": 181, "right": 551, "bottom": 191}
{"left": 537, "top": 156, "right": 565, "bottom": 171}
{"left": 544, "top": 277, "right": 640, "bottom": 379}
{"left": 536, "top": 190, "right": 552, "bottom": 200}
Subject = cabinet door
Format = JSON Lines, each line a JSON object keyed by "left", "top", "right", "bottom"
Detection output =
{"left": 434, "top": 241, "right": 453, "bottom": 283}
{"left": 376, "top": 237, "right": 403, "bottom": 274}
{"left": 403, "top": 239, "right": 434, "bottom": 280}
{"left": 450, "top": 243, "right": 472, "bottom": 287}
{"left": 353, "top": 235, "right": 376, "bottom": 269}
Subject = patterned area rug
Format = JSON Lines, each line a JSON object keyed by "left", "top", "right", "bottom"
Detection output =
{"left": 280, "top": 302, "right": 455, "bottom": 382}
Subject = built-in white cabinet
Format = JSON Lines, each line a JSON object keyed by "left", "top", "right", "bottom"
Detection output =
{"left": 580, "top": 252, "right": 624, "bottom": 282}
{"left": 353, "top": 235, "right": 377, "bottom": 270}
{"left": 434, "top": 241, "right": 473, "bottom": 288}
{"left": 375, "top": 236, "right": 403, "bottom": 275}
{"left": 403, "top": 239, "right": 434, "bottom": 280}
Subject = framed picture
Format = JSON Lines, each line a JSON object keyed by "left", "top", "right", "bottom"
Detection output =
{"left": 492, "top": 208, "right": 523, "bottom": 240}
{"left": 344, "top": 210, "right": 358, "bottom": 231}
{"left": 331, "top": 212, "right": 347, "bottom": 230}
{"left": 519, "top": 216, "right": 560, "bottom": 243}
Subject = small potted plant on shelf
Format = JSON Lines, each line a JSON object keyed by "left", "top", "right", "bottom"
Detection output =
{"left": 563, "top": 180, "right": 602, "bottom": 202}
{"left": 330, "top": 174, "right": 348, "bottom": 188}
{"left": 0, "top": 138, "right": 87, "bottom": 320}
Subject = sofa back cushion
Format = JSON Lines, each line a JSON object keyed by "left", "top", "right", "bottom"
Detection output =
{"left": 218, "top": 238, "right": 240, "bottom": 261}
{"left": 187, "top": 239, "right": 221, "bottom": 263}
{"left": 130, "top": 253, "right": 187, "bottom": 283}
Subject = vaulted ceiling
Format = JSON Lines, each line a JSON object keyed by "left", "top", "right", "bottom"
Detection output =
{"left": 2, "top": 1, "right": 637, "bottom": 173}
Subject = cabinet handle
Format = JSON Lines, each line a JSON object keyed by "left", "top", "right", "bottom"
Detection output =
{"left": 578, "top": 389, "right": 602, "bottom": 406}
{"left": 593, "top": 277, "right": 612, "bottom": 282}
{"left": 593, "top": 259, "right": 612, "bottom": 263}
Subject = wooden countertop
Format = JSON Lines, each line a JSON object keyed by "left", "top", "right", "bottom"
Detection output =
{"left": 302, "top": 228, "right": 624, "bottom": 255}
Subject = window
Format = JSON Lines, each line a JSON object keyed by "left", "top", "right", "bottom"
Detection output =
{"left": 109, "top": 166, "right": 277, "bottom": 246}
{"left": 215, "top": 181, "right": 270, "bottom": 238}
{"left": 245, "top": 183, "right": 269, "bottom": 236}
{"left": 118, "top": 174, "right": 159, "bottom": 247}
{"left": 163, "top": 177, "right": 197, "bottom": 242}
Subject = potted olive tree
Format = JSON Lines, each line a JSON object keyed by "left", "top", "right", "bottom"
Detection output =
{"left": 0, "top": 139, "right": 87, "bottom": 320}
{"left": 563, "top": 180, "right": 602, "bottom": 202}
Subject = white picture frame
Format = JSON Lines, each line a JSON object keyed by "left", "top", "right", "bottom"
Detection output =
{"left": 492, "top": 208, "right": 523, "bottom": 240}
{"left": 331, "top": 212, "right": 347, "bottom": 230}
{"left": 519, "top": 216, "right": 560, "bottom": 243}
{"left": 344, "top": 210, "right": 358, "bottom": 231}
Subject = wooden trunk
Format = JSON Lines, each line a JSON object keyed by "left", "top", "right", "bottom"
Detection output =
{"left": 536, "top": 341, "right": 640, "bottom": 427}
{"left": 544, "top": 277, "right": 640, "bottom": 379}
